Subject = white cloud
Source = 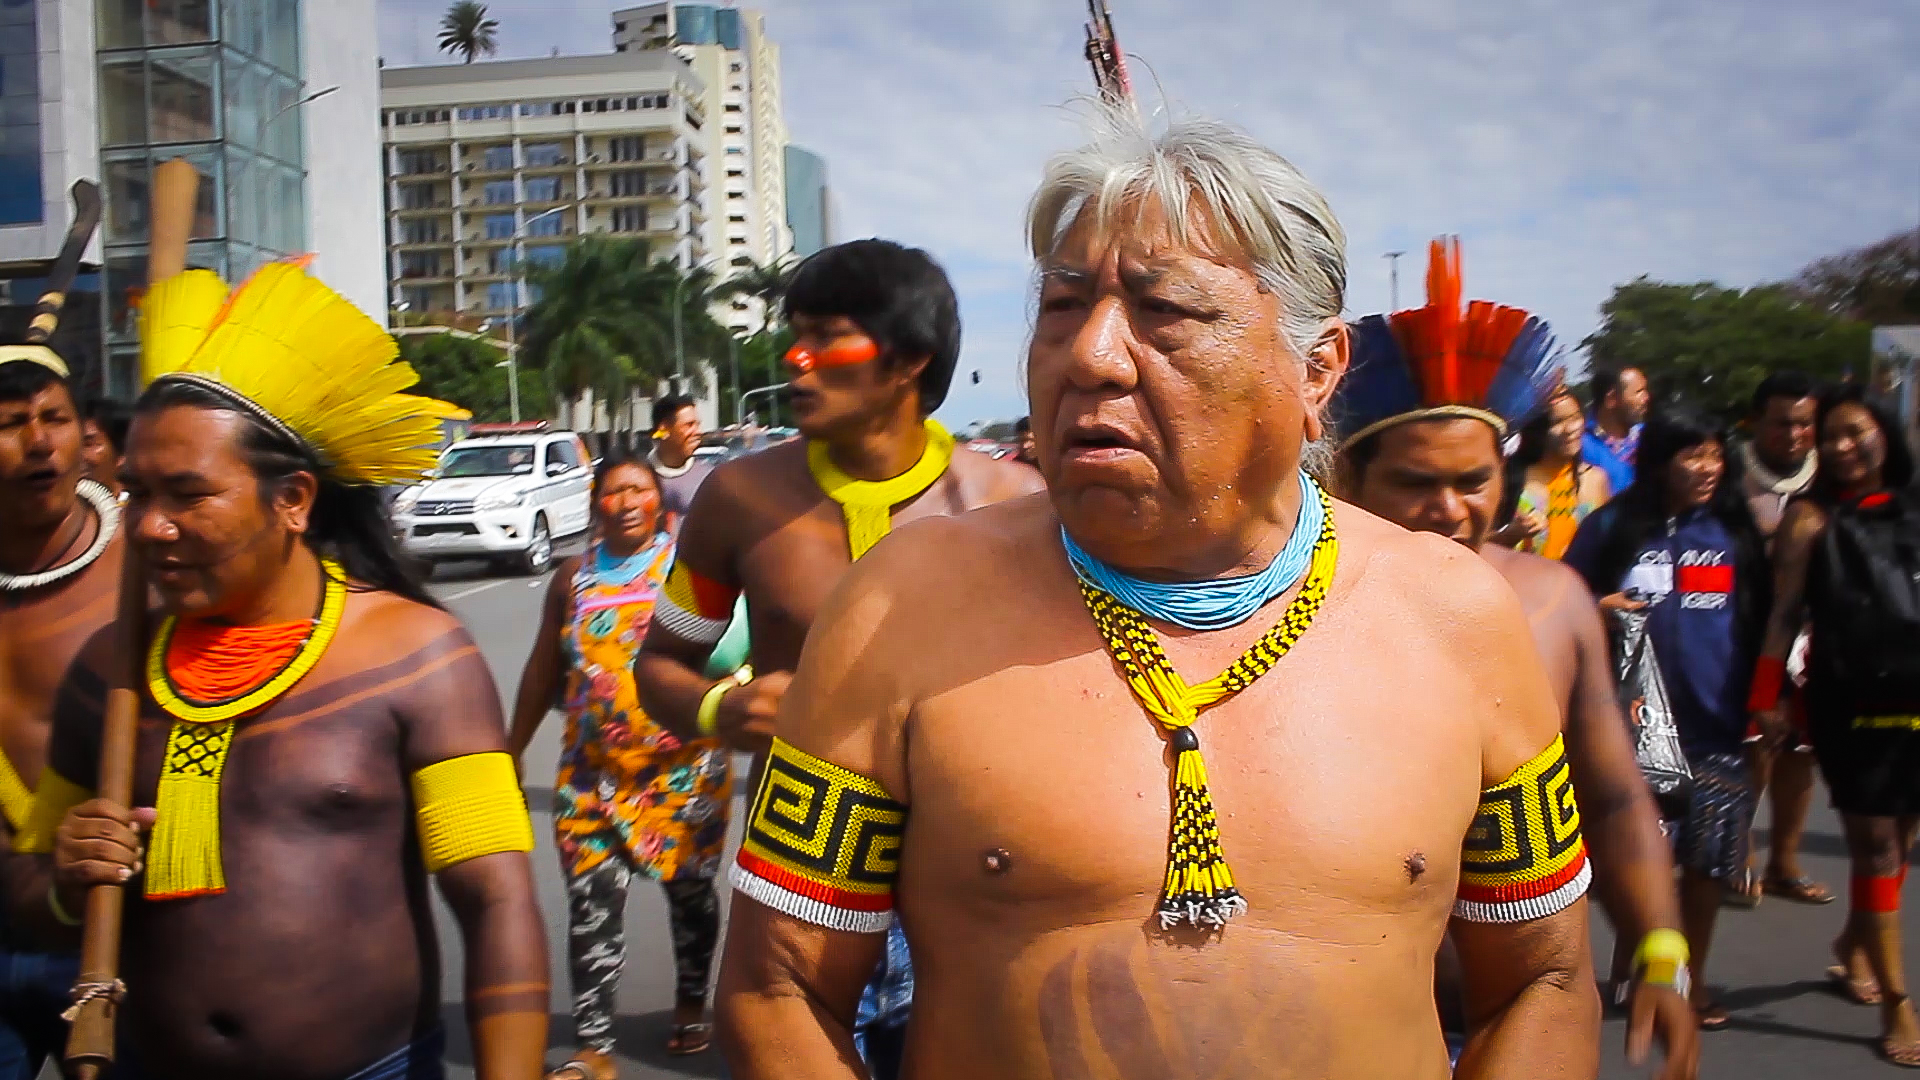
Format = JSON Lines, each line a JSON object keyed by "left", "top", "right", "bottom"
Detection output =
{"left": 379, "top": 0, "right": 1920, "bottom": 425}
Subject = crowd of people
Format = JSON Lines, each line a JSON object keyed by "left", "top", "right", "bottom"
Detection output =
{"left": 0, "top": 98, "right": 1915, "bottom": 1080}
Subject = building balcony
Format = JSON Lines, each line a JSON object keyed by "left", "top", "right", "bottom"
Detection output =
{"left": 521, "top": 160, "right": 574, "bottom": 174}
{"left": 394, "top": 203, "right": 454, "bottom": 217}
{"left": 393, "top": 238, "right": 454, "bottom": 251}
{"left": 459, "top": 162, "right": 516, "bottom": 179}
{"left": 522, "top": 194, "right": 576, "bottom": 209}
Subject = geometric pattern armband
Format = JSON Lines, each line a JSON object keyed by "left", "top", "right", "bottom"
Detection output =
{"left": 1455, "top": 734, "right": 1591, "bottom": 923}
{"left": 655, "top": 561, "right": 739, "bottom": 646}
{"left": 728, "top": 737, "right": 906, "bottom": 934}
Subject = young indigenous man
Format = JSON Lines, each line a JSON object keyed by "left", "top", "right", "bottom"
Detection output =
{"left": 1582, "top": 364, "right": 1651, "bottom": 495}
{"left": 12, "top": 263, "right": 549, "bottom": 1080}
{"left": 1339, "top": 238, "right": 1694, "bottom": 1076}
{"left": 715, "top": 117, "right": 1598, "bottom": 1079}
{"left": 632, "top": 239, "right": 1042, "bottom": 1079}
{"left": 82, "top": 396, "right": 132, "bottom": 500}
{"left": 649, "top": 393, "right": 711, "bottom": 539}
{"left": 1729, "top": 371, "right": 1828, "bottom": 909}
{"left": 0, "top": 349, "right": 124, "bottom": 1079}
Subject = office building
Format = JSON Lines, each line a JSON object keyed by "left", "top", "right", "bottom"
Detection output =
{"left": 613, "top": 3, "right": 791, "bottom": 333}
{"left": 0, "top": 0, "right": 386, "bottom": 398}
{"left": 379, "top": 53, "right": 710, "bottom": 323}
{"left": 784, "top": 144, "right": 828, "bottom": 258}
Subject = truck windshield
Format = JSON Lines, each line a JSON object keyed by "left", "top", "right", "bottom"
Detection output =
{"left": 440, "top": 445, "right": 536, "bottom": 478}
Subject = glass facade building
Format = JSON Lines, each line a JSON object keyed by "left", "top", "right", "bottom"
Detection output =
{"left": 97, "top": 0, "right": 309, "bottom": 394}
{"left": 0, "top": 0, "right": 43, "bottom": 225}
{"left": 784, "top": 145, "right": 826, "bottom": 257}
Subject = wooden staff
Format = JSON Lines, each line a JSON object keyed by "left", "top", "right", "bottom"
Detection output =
{"left": 65, "top": 157, "right": 198, "bottom": 1080}
{"left": 23, "top": 180, "right": 101, "bottom": 347}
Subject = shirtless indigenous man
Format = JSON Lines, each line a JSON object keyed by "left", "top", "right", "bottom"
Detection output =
{"left": 1339, "top": 238, "right": 1695, "bottom": 1078}
{"left": 632, "top": 239, "right": 1040, "bottom": 1077}
{"left": 0, "top": 346, "right": 123, "bottom": 1078}
{"left": 715, "top": 113, "right": 1600, "bottom": 1079}
{"left": 12, "top": 262, "right": 547, "bottom": 1080}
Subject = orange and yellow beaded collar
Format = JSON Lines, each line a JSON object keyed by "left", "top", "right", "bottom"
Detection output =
{"left": 140, "top": 558, "right": 346, "bottom": 899}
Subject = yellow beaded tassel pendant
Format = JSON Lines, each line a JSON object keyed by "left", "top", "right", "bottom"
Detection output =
{"left": 1079, "top": 483, "right": 1339, "bottom": 930}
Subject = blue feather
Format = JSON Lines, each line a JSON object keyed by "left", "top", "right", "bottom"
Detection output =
{"left": 1337, "top": 315, "right": 1421, "bottom": 441}
{"left": 1482, "top": 316, "right": 1562, "bottom": 429}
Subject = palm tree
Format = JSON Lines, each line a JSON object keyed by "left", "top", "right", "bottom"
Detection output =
{"left": 437, "top": 1, "right": 499, "bottom": 64}
{"left": 714, "top": 256, "right": 797, "bottom": 326}
{"left": 520, "top": 237, "right": 729, "bottom": 422}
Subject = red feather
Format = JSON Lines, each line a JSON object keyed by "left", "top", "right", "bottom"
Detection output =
{"left": 1383, "top": 237, "right": 1532, "bottom": 409}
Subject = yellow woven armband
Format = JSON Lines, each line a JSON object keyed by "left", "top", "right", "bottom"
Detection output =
{"left": 13, "top": 770, "right": 93, "bottom": 855}
{"left": 0, "top": 753, "right": 33, "bottom": 832}
{"left": 411, "top": 752, "right": 534, "bottom": 874}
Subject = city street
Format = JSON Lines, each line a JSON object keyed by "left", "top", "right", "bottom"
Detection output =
{"left": 428, "top": 550, "right": 1916, "bottom": 1080}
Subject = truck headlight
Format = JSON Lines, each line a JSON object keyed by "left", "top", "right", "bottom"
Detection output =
{"left": 393, "top": 485, "right": 425, "bottom": 514}
{"left": 476, "top": 488, "right": 526, "bottom": 511}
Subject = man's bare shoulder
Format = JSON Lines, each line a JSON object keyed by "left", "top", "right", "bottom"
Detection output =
{"left": 1482, "top": 544, "right": 1594, "bottom": 610}
{"left": 1333, "top": 500, "right": 1522, "bottom": 630}
{"left": 339, "top": 588, "right": 480, "bottom": 667}
{"left": 698, "top": 440, "right": 813, "bottom": 512}
{"left": 944, "top": 446, "right": 1047, "bottom": 506}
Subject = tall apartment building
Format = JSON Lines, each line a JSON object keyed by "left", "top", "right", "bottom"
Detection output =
{"left": 0, "top": 0, "right": 385, "bottom": 398}
{"left": 379, "top": 53, "right": 710, "bottom": 324}
{"left": 613, "top": 4, "right": 791, "bottom": 333}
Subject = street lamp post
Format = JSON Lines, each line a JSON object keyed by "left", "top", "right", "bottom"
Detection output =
{"left": 1384, "top": 250, "right": 1405, "bottom": 311}
{"left": 504, "top": 205, "right": 568, "bottom": 423}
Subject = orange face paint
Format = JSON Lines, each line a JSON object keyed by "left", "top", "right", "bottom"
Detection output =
{"left": 784, "top": 336, "right": 880, "bottom": 374}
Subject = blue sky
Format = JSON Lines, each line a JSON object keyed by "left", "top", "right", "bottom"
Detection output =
{"left": 379, "top": 0, "right": 1920, "bottom": 429}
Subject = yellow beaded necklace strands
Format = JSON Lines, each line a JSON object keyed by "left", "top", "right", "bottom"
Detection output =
{"left": 807, "top": 418, "right": 956, "bottom": 560}
{"left": 1077, "top": 480, "right": 1340, "bottom": 930}
{"left": 141, "top": 559, "right": 348, "bottom": 899}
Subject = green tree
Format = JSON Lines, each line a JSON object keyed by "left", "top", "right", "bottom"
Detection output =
{"left": 400, "top": 331, "right": 549, "bottom": 422}
{"left": 1582, "top": 278, "right": 1870, "bottom": 419}
{"left": 437, "top": 1, "right": 499, "bottom": 64}
{"left": 723, "top": 326, "right": 795, "bottom": 426}
{"left": 1791, "top": 227, "right": 1920, "bottom": 326}
{"left": 519, "top": 236, "right": 730, "bottom": 410}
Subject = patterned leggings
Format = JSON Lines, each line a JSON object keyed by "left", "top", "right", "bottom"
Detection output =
{"left": 565, "top": 857, "right": 720, "bottom": 1053}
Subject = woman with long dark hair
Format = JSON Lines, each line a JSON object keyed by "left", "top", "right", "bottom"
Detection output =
{"left": 1750, "top": 386, "right": 1920, "bottom": 1066}
{"left": 1565, "top": 407, "right": 1770, "bottom": 1030}
{"left": 1494, "top": 387, "right": 1611, "bottom": 557}
{"left": 508, "top": 450, "right": 733, "bottom": 1076}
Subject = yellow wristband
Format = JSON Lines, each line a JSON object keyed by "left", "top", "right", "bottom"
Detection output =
{"left": 697, "top": 666, "right": 753, "bottom": 738}
{"left": 47, "top": 884, "right": 80, "bottom": 928}
{"left": 1634, "top": 928, "right": 1691, "bottom": 988}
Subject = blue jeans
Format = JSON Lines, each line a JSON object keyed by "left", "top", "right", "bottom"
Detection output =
{"left": 0, "top": 949, "right": 79, "bottom": 1080}
{"left": 852, "top": 923, "right": 913, "bottom": 1080}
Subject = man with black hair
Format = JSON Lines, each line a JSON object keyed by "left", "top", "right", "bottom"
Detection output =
{"left": 0, "top": 353, "right": 124, "bottom": 1080}
{"left": 649, "top": 393, "right": 709, "bottom": 538}
{"left": 1732, "top": 371, "right": 1829, "bottom": 909}
{"left": 1012, "top": 416, "right": 1038, "bottom": 469}
{"left": 1583, "top": 364, "right": 1651, "bottom": 494}
{"left": 82, "top": 396, "right": 133, "bottom": 499}
{"left": 15, "top": 263, "right": 548, "bottom": 1079}
{"left": 634, "top": 238, "right": 1041, "bottom": 1078}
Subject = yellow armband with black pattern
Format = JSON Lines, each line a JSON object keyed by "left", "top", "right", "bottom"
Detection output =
{"left": 12, "top": 770, "right": 93, "bottom": 855}
{"left": 728, "top": 737, "right": 906, "bottom": 933}
{"left": 1455, "top": 735, "right": 1591, "bottom": 923}
{"left": 411, "top": 752, "right": 534, "bottom": 874}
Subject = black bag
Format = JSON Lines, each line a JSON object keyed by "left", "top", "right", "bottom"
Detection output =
{"left": 1809, "top": 489, "right": 1920, "bottom": 714}
{"left": 1611, "top": 609, "right": 1693, "bottom": 820}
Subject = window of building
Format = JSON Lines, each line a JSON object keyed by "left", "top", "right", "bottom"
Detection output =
{"left": 728, "top": 214, "right": 745, "bottom": 223}
{"left": 485, "top": 247, "right": 515, "bottom": 274}
{"left": 611, "top": 206, "right": 646, "bottom": 233}
{"left": 615, "top": 43, "right": 628, "bottom": 52}
{"left": 727, "top": 168, "right": 744, "bottom": 178}
{"left": 457, "top": 104, "right": 513, "bottom": 121}
{"left": 482, "top": 146, "right": 513, "bottom": 171}
{"left": 147, "top": 49, "right": 218, "bottom": 143}
{"left": 524, "top": 143, "right": 564, "bottom": 167}
{"left": 398, "top": 184, "right": 438, "bottom": 210}
{"left": 730, "top": 62, "right": 743, "bottom": 73}
{"left": 724, "top": 103, "right": 742, "bottom": 112}
{"left": 519, "top": 101, "right": 552, "bottom": 117}
{"left": 730, "top": 255, "right": 753, "bottom": 268}
{"left": 401, "top": 286, "right": 434, "bottom": 312}
{"left": 486, "top": 282, "right": 515, "bottom": 310}
{"left": 526, "top": 212, "right": 564, "bottom": 237}
{"left": 396, "top": 150, "right": 440, "bottom": 176}
{"left": 607, "top": 136, "right": 645, "bottom": 163}
{"left": 725, "top": 125, "right": 742, "bottom": 135}
{"left": 483, "top": 180, "right": 515, "bottom": 204}
{"left": 484, "top": 214, "right": 516, "bottom": 240}
{"left": 524, "top": 246, "right": 565, "bottom": 269}
{"left": 399, "top": 219, "right": 442, "bottom": 244}
{"left": 609, "top": 171, "right": 647, "bottom": 197}
{"left": 398, "top": 252, "right": 444, "bottom": 278}
{"left": 524, "top": 176, "right": 560, "bottom": 202}
{"left": 614, "top": 20, "right": 627, "bottom": 32}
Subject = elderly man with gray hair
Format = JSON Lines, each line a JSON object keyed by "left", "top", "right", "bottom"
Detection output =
{"left": 716, "top": 110, "right": 1600, "bottom": 1079}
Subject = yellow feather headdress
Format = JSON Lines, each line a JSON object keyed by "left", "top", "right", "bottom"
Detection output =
{"left": 139, "top": 261, "right": 468, "bottom": 486}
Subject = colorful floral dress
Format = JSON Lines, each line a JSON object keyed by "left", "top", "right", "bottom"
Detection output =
{"left": 554, "top": 537, "right": 732, "bottom": 882}
{"left": 1516, "top": 463, "right": 1601, "bottom": 561}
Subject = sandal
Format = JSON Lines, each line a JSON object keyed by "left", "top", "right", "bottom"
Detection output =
{"left": 1763, "top": 873, "right": 1835, "bottom": 905}
{"left": 1695, "top": 999, "right": 1731, "bottom": 1030}
{"left": 1882, "top": 1036, "right": 1920, "bottom": 1068}
{"left": 668, "top": 1021, "right": 712, "bottom": 1056}
{"left": 1829, "top": 964, "right": 1884, "bottom": 1005}
{"left": 545, "top": 1061, "right": 614, "bottom": 1080}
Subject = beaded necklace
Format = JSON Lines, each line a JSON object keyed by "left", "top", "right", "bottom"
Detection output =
{"left": 1075, "top": 481, "right": 1339, "bottom": 929}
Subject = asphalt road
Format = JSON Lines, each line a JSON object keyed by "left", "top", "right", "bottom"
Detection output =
{"left": 425, "top": 547, "right": 1917, "bottom": 1080}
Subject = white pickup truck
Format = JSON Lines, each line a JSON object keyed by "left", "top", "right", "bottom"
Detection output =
{"left": 392, "top": 428, "right": 593, "bottom": 575}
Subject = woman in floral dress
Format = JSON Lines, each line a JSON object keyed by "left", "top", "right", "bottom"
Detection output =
{"left": 509, "top": 450, "right": 732, "bottom": 1077}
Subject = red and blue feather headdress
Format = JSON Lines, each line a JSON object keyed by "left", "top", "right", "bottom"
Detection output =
{"left": 1339, "top": 236, "right": 1563, "bottom": 447}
